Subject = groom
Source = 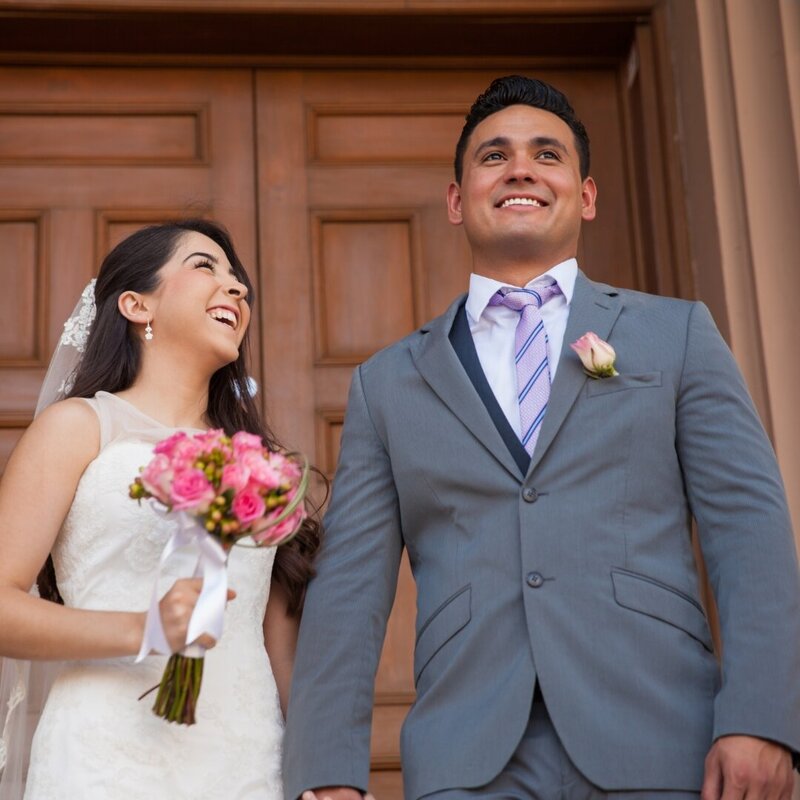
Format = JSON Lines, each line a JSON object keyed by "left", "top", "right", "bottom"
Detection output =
{"left": 284, "top": 76, "right": 800, "bottom": 799}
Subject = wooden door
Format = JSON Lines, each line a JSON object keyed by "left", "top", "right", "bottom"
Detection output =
{"left": 0, "top": 66, "right": 258, "bottom": 469}
{"left": 1, "top": 62, "right": 651, "bottom": 797}
{"left": 255, "top": 68, "right": 642, "bottom": 796}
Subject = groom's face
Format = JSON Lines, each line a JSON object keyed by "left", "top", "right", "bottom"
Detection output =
{"left": 447, "top": 104, "right": 596, "bottom": 267}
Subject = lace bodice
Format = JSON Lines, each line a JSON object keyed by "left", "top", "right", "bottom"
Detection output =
{"left": 25, "top": 392, "right": 284, "bottom": 799}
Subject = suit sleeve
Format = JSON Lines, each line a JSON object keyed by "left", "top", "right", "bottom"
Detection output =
{"left": 675, "top": 302, "right": 800, "bottom": 751}
{"left": 282, "top": 364, "right": 404, "bottom": 799}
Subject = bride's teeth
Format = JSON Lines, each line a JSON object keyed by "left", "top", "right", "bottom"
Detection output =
{"left": 207, "top": 309, "right": 236, "bottom": 327}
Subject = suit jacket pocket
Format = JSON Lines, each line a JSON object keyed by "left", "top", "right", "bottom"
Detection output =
{"left": 586, "top": 371, "right": 662, "bottom": 397}
{"left": 414, "top": 584, "right": 471, "bottom": 684}
{"left": 611, "top": 569, "right": 713, "bottom": 652}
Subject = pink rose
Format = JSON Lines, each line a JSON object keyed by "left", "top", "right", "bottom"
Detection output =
{"left": 241, "top": 450, "right": 282, "bottom": 491}
{"left": 221, "top": 463, "right": 250, "bottom": 493}
{"left": 232, "top": 431, "right": 264, "bottom": 458}
{"left": 170, "top": 468, "right": 216, "bottom": 512}
{"left": 154, "top": 432, "right": 188, "bottom": 459}
{"left": 140, "top": 454, "right": 174, "bottom": 504}
{"left": 252, "top": 506, "right": 306, "bottom": 546}
{"left": 231, "top": 488, "right": 266, "bottom": 527}
{"left": 275, "top": 454, "right": 301, "bottom": 484}
{"left": 194, "top": 429, "right": 230, "bottom": 457}
{"left": 570, "top": 331, "right": 619, "bottom": 378}
{"left": 170, "top": 437, "right": 203, "bottom": 468}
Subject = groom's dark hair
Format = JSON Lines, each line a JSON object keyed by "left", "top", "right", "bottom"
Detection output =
{"left": 454, "top": 75, "right": 591, "bottom": 183}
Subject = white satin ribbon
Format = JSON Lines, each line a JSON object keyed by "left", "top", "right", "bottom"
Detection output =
{"left": 135, "top": 509, "right": 228, "bottom": 663}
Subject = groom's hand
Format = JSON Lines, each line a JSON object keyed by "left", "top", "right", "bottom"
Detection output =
{"left": 702, "top": 735, "right": 794, "bottom": 800}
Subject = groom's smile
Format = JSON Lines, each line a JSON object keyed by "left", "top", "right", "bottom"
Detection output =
{"left": 496, "top": 194, "right": 549, "bottom": 208}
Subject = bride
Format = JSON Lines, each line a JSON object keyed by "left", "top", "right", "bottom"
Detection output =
{"left": 0, "top": 220, "right": 322, "bottom": 798}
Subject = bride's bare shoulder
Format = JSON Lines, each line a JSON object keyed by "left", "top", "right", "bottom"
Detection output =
{"left": 34, "top": 396, "right": 98, "bottom": 427}
{"left": 21, "top": 398, "right": 100, "bottom": 463}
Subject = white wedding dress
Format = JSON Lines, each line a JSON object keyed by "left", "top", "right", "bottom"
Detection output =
{"left": 23, "top": 392, "right": 284, "bottom": 799}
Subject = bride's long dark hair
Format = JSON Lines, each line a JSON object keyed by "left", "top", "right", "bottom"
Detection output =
{"left": 36, "top": 219, "right": 322, "bottom": 615}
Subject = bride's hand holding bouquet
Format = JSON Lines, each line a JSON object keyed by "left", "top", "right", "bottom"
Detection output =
{"left": 130, "top": 428, "right": 309, "bottom": 725}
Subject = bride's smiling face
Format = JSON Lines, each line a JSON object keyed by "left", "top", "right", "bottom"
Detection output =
{"left": 146, "top": 231, "right": 252, "bottom": 367}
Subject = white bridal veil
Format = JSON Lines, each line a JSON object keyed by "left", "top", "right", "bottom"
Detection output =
{"left": 0, "top": 281, "right": 96, "bottom": 800}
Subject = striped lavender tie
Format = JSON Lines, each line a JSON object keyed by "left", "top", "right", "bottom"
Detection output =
{"left": 489, "top": 279, "right": 562, "bottom": 455}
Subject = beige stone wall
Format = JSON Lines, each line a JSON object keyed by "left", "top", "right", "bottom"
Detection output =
{"left": 688, "top": 0, "right": 799, "bottom": 550}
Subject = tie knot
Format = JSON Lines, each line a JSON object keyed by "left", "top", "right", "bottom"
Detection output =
{"left": 490, "top": 280, "right": 561, "bottom": 312}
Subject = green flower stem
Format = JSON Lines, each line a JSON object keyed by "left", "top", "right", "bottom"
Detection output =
{"left": 146, "top": 653, "right": 205, "bottom": 726}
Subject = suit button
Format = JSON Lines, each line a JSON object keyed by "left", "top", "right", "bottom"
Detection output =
{"left": 526, "top": 572, "right": 544, "bottom": 588}
{"left": 522, "top": 487, "right": 538, "bottom": 503}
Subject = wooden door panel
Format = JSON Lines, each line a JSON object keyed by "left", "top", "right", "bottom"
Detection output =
{"left": 0, "top": 67, "right": 257, "bottom": 471}
{"left": 0, "top": 215, "right": 41, "bottom": 361}
{"left": 257, "top": 67, "right": 640, "bottom": 796}
{"left": 0, "top": 110, "right": 201, "bottom": 163}
{"left": 311, "top": 108, "right": 464, "bottom": 164}
{"left": 311, "top": 212, "right": 420, "bottom": 363}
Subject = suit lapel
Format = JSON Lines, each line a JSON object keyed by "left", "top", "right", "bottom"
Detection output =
{"left": 411, "top": 296, "right": 523, "bottom": 482}
{"left": 450, "top": 305, "right": 530, "bottom": 476}
{"left": 527, "top": 271, "right": 623, "bottom": 475}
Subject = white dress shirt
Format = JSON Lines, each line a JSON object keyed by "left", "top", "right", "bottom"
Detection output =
{"left": 465, "top": 258, "right": 578, "bottom": 437}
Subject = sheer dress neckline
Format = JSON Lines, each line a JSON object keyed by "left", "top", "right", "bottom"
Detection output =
{"left": 95, "top": 391, "right": 207, "bottom": 433}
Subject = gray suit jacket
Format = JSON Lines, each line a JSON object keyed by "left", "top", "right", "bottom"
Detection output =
{"left": 283, "top": 272, "right": 800, "bottom": 799}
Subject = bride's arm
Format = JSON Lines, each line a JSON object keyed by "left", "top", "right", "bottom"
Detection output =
{"left": 0, "top": 398, "right": 144, "bottom": 659}
{"left": 0, "top": 399, "right": 218, "bottom": 661}
{"left": 263, "top": 581, "right": 299, "bottom": 718}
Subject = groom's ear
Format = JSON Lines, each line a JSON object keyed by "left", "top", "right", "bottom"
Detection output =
{"left": 447, "top": 181, "right": 464, "bottom": 226}
{"left": 117, "top": 291, "right": 152, "bottom": 324}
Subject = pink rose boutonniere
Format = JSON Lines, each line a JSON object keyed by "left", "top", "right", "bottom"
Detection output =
{"left": 571, "top": 331, "right": 619, "bottom": 379}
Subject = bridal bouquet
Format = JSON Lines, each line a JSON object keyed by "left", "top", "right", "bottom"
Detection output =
{"left": 129, "top": 429, "right": 308, "bottom": 725}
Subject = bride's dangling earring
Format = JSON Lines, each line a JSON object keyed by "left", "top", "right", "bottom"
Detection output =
{"left": 145, "top": 320, "right": 153, "bottom": 341}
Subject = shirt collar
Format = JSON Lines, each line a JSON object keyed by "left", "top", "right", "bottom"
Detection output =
{"left": 466, "top": 258, "right": 578, "bottom": 324}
